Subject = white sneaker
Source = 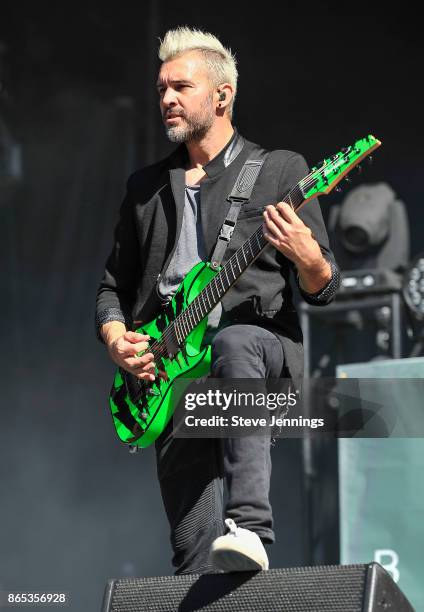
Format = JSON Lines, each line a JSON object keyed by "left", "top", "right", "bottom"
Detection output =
{"left": 209, "top": 518, "right": 269, "bottom": 572}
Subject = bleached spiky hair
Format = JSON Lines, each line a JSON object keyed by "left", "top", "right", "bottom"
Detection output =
{"left": 158, "top": 26, "right": 238, "bottom": 119}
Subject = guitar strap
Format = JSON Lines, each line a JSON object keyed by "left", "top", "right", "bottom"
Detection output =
{"left": 210, "top": 154, "right": 269, "bottom": 270}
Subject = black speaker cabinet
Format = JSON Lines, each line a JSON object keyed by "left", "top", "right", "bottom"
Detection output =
{"left": 102, "top": 562, "right": 414, "bottom": 611}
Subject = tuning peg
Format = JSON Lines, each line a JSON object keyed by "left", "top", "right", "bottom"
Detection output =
{"left": 335, "top": 186, "right": 343, "bottom": 193}
{"left": 316, "top": 159, "right": 325, "bottom": 169}
{"left": 356, "top": 164, "right": 362, "bottom": 174}
{"left": 367, "top": 155, "right": 373, "bottom": 165}
{"left": 344, "top": 176, "right": 351, "bottom": 183}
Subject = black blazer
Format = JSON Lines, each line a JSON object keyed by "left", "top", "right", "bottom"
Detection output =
{"left": 95, "top": 130, "right": 339, "bottom": 380}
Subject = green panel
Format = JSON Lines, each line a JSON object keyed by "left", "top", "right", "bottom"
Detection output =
{"left": 338, "top": 357, "right": 424, "bottom": 610}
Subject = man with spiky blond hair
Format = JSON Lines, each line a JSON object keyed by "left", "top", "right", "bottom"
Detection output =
{"left": 96, "top": 26, "right": 339, "bottom": 574}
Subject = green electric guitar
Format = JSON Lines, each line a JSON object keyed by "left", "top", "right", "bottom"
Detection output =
{"left": 109, "top": 135, "right": 381, "bottom": 448}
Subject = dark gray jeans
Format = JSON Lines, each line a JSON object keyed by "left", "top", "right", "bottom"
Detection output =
{"left": 154, "top": 324, "right": 284, "bottom": 575}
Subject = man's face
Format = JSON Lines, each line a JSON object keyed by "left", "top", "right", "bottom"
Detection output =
{"left": 157, "top": 51, "right": 216, "bottom": 143}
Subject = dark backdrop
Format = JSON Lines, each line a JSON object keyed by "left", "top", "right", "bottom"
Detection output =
{"left": 1, "top": 3, "right": 423, "bottom": 610}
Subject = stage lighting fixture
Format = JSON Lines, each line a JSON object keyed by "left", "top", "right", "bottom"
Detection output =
{"left": 328, "top": 182, "right": 410, "bottom": 296}
{"left": 402, "top": 252, "right": 424, "bottom": 321}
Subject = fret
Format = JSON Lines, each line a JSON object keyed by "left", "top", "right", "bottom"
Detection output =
{"left": 175, "top": 315, "right": 183, "bottom": 339}
{"left": 187, "top": 310, "right": 194, "bottom": 334}
{"left": 198, "top": 297, "right": 207, "bottom": 320}
{"left": 177, "top": 314, "right": 184, "bottom": 338}
{"left": 196, "top": 297, "right": 204, "bottom": 321}
{"left": 248, "top": 239, "right": 255, "bottom": 260}
{"left": 203, "top": 294, "right": 210, "bottom": 317}
{"left": 192, "top": 307, "right": 198, "bottom": 331}
{"left": 229, "top": 258, "right": 237, "bottom": 281}
{"left": 179, "top": 319, "right": 185, "bottom": 343}
{"left": 181, "top": 313, "right": 189, "bottom": 337}
{"left": 241, "top": 244, "right": 248, "bottom": 266}
{"left": 195, "top": 301, "right": 202, "bottom": 324}
{"left": 209, "top": 286, "right": 218, "bottom": 310}
{"left": 209, "top": 279, "right": 216, "bottom": 304}
{"left": 206, "top": 285, "right": 215, "bottom": 309}
{"left": 189, "top": 309, "right": 196, "bottom": 332}
{"left": 185, "top": 311, "right": 192, "bottom": 336}
{"left": 187, "top": 309, "right": 195, "bottom": 331}
{"left": 191, "top": 302, "right": 200, "bottom": 327}
{"left": 287, "top": 192, "right": 293, "bottom": 208}
{"left": 193, "top": 305, "right": 199, "bottom": 327}
{"left": 196, "top": 299, "right": 204, "bottom": 324}
{"left": 216, "top": 276, "right": 224, "bottom": 298}
{"left": 218, "top": 274, "right": 225, "bottom": 295}
{"left": 174, "top": 320, "right": 182, "bottom": 344}
{"left": 192, "top": 299, "right": 201, "bottom": 324}
{"left": 190, "top": 305, "right": 198, "bottom": 328}
{"left": 255, "top": 232, "right": 262, "bottom": 252}
{"left": 224, "top": 264, "right": 230, "bottom": 289}
{"left": 235, "top": 252, "right": 242, "bottom": 273}
{"left": 205, "top": 288, "right": 212, "bottom": 309}
{"left": 210, "top": 280, "right": 217, "bottom": 303}
{"left": 190, "top": 301, "right": 199, "bottom": 329}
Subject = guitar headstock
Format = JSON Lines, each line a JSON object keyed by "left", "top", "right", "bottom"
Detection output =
{"left": 299, "top": 135, "right": 382, "bottom": 201}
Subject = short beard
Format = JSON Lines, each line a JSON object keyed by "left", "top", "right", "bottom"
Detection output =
{"left": 164, "top": 95, "right": 215, "bottom": 144}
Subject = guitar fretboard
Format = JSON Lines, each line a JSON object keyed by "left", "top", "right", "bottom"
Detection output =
{"left": 152, "top": 182, "right": 306, "bottom": 358}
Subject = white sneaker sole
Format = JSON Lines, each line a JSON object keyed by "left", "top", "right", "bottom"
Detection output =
{"left": 210, "top": 535, "right": 269, "bottom": 572}
{"left": 210, "top": 548, "right": 265, "bottom": 572}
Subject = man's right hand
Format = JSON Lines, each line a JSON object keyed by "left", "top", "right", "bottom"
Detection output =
{"left": 102, "top": 323, "right": 156, "bottom": 381}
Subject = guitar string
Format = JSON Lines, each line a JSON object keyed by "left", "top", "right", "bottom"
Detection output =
{"left": 144, "top": 148, "right": 367, "bottom": 363}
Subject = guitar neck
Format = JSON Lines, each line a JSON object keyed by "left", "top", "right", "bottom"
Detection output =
{"left": 170, "top": 181, "right": 306, "bottom": 341}
{"left": 150, "top": 133, "right": 382, "bottom": 357}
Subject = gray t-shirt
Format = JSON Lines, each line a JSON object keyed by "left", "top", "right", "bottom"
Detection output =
{"left": 157, "top": 184, "right": 222, "bottom": 329}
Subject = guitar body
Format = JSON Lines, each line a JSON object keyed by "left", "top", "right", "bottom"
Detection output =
{"left": 109, "top": 261, "right": 218, "bottom": 448}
